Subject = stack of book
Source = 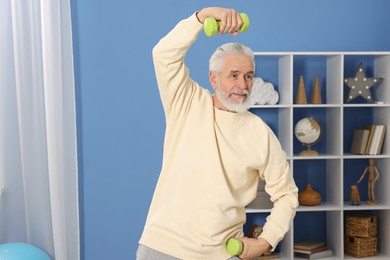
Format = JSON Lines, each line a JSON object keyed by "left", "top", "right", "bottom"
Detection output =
{"left": 350, "top": 124, "right": 387, "bottom": 155}
{"left": 294, "top": 241, "right": 333, "bottom": 259}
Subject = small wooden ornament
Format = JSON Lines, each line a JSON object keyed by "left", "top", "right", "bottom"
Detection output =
{"left": 248, "top": 225, "right": 273, "bottom": 258}
{"left": 248, "top": 224, "right": 263, "bottom": 238}
{"left": 310, "top": 75, "right": 322, "bottom": 104}
{"left": 296, "top": 75, "right": 308, "bottom": 104}
{"left": 298, "top": 184, "right": 321, "bottom": 206}
{"left": 350, "top": 185, "right": 361, "bottom": 206}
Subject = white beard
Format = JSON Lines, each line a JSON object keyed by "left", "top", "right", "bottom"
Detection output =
{"left": 215, "top": 86, "right": 251, "bottom": 113}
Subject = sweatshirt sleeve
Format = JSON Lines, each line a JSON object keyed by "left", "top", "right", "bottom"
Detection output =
{"left": 152, "top": 13, "right": 203, "bottom": 117}
{"left": 258, "top": 128, "right": 299, "bottom": 250}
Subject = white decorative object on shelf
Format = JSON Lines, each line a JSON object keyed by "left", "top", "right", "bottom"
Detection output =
{"left": 250, "top": 77, "right": 279, "bottom": 105}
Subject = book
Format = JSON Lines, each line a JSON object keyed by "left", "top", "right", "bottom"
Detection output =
{"left": 295, "top": 249, "right": 333, "bottom": 259}
{"left": 294, "top": 245, "right": 327, "bottom": 254}
{"left": 376, "top": 125, "right": 387, "bottom": 154}
{"left": 363, "top": 124, "right": 376, "bottom": 154}
{"left": 368, "top": 125, "right": 382, "bottom": 155}
{"left": 294, "top": 241, "right": 325, "bottom": 251}
{"left": 350, "top": 129, "right": 370, "bottom": 154}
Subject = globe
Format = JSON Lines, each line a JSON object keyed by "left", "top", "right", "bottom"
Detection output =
{"left": 294, "top": 117, "right": 322, "bottom": 156}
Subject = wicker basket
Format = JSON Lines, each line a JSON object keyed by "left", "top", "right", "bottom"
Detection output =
{"left": 346, "top": 215, "right": 377, "bottom": 238}
{"left": 345, "top": 236, "right": 377, "bottom": 258}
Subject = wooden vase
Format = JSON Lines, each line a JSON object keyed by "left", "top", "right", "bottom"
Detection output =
{"left": 298, "top": 184, "right": 321, "bottom": 206}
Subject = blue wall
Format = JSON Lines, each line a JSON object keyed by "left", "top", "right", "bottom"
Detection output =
{"left": 70, "top": 0, "right": 390, "bottom": 259}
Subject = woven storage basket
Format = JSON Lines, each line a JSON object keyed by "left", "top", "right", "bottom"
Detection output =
{"left": 345, "top": 236, "right": 377, "bottom": 258}
{"left": 346, "top": 215, "right": 377, "bottom": 238}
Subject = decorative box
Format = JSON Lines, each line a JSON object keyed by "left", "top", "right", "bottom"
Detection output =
{"left": 345, "top": 236, "right": 377, "bottom": 258}
{"left": 246, "top": 191, "right": 272, "bottom": 209}
{"left": 346, "top": 215, "right": 377, "bottom": 238}
{"left": 247, "top": 180, "right": 272, "bottom": 209}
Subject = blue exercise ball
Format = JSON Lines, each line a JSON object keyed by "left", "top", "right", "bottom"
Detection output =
{"left": 0, "top": 243, "right": 51, "bottom": 260}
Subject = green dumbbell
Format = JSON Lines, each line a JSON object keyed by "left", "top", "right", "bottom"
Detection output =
{"left": 204, "top": 13, "right": 250, "bottom": 37}
{"left": 226, "top": 238, "right": 243, "bottom": 256}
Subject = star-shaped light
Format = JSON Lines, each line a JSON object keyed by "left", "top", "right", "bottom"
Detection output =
{"left": 344, "top": 63, "right": 383, "bottom": 103}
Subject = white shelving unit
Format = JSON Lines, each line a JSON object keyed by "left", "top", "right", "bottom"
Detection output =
{"left": 246, "top": 52, "right": 390, "bottom": 259}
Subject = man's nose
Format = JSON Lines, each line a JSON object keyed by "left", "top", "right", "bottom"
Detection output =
{"left": 237, "top": 76, "right": 249, "bottom": 89}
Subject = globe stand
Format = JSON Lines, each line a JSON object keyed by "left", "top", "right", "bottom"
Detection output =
{"left": 299, "top": 144, "right": 319, "bottom": 156}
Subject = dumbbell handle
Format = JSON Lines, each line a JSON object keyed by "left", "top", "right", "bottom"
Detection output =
{"left": 226, "top": 238, "right": 243, "bottom": 256}
{"left": 204, "top": 13, "right": 250, "bottom": 37}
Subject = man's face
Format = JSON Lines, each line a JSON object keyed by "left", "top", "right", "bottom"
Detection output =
{"left": 210, "top": 54, "right": 254, "bottom": 112}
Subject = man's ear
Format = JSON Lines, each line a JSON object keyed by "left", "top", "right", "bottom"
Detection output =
{"left": 209, "top": 70, "right": 217, "bottom": 90}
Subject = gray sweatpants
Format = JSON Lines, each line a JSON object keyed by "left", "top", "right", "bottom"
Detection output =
{"left": 136, "top": 244, "right": 241, "bottom": 260}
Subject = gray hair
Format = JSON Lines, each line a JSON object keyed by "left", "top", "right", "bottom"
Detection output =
{"left": 209, "top": 43, "right": 255, "bottom": 74}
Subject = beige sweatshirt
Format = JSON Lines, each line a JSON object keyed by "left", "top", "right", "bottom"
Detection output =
{"left": 139, "top": 13, "right": 299, "bottom": 260}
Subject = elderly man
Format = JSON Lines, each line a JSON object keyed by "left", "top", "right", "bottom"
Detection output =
{"left": 137, "top": 7, "right": 298, "bottom": 260}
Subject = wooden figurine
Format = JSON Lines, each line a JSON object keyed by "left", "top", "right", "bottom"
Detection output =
{"left": 357, "top": 159, "right": 380, "bottom": 205}
{"left": 248, "top": 225, "right": 272, "bottom": 257}
{"left": 248, "top": 224, "right": 264, "bottom": 239}
{"left": 350, "top": 185, "right": 361, "bottom": 206}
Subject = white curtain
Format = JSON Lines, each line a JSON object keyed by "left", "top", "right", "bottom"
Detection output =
{"left": 0, "top": 0, "right": 79, "bottom": 259}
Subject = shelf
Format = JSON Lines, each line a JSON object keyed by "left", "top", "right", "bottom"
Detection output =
{"left": 245, "top": 208, "right": 271, "bottom": 214}
{"left": 246, "top": 51, "right": 390, "bottom": 259}
{"left": 250, "top": 104, "right": 290, "bottom": 109}
{"left": 343, "top": 202, "right": 390, "bottom": 211}
{"left": 293, "top": 104, "right": 342, "bottom": 108}
{"left": 292, "top": 155, "right": 341, "bottom": 160}
{"left": 297, "top": 203, "right": 340, "bottom": 212}
{"left": 343, "top": 154, "right": 390, "bottom": 159}
{"left": 295, "top": 257, "right": 334, "bottom": 260}
{"left": 343, "top": 103, "right": 390, "bottom": 107}
{"left": 344, "top": 254, "right": 389, "bottom": 260}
